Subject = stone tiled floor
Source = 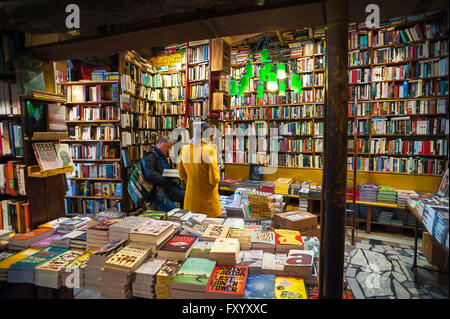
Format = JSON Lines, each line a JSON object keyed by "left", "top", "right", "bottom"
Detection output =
{"left": 344, "top": 238, "right": 449, "bottom": 299}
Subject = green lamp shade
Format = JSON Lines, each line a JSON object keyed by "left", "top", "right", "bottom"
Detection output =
{"left": 261, "top": 48, "right": 269, "bottom": 63}
{"left": 241, "top": 74, "right": 250, "bottom": 91}
{"left": 291, "top": 73, "right": 300, "bottom": 89}
{"left": 267, "top": 71, "right": 278, "bottom": 92}
{"left": 259, "top": 66, "right": 266, "bottom": 82}
{"left": 245, "top": 62, "right": 254, "bottom": 78}
{"left": 278, "top": 81, "right": 286, "bottom": 96}
{"left": 237, "top": 81, "right": 244, "bottom": 97}
{"left": 294, "top": 79, "right": 303, "bottom": 94}
{"left": 277, "top": 63, "right": 286, "bottom": 80}
{"left": 256, "top": 83, "right": 265, "bottom": 98}
{"left": 230, "top": 78, "right": 238, "bottom": 95}
{"left": 265, "top": 60, "right": 273, "bottom": 73}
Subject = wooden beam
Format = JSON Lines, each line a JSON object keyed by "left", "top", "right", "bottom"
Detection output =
{"left": 276, "top": 30, "right": 284, "bottom": 46}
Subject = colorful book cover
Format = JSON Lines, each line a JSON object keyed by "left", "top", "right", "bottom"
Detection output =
{"left": 190, "top": 241, "right": 214, "bottom": 255}
{"left": 156, "top": 259, "right": 184, "bottom": 280}
{"left": 130, "top": 219, "right": 173, "bottom": 236}
{"left": 172, "top": 258, "right": 216, "bottom": 288}
{"left": 0, "top": 248, "right": 41, "bottom": 270}
{"left": 31, "top": 234, "right": 60, "bottom": 248}
{"left": 64, "top": 250, "right": 93, "bottom": 271}
{"left": 104, "top": 245, "right": 150, "bottom": 270}
{"left": 274, "top": 229, "right": 304, "bottom": 246}
{"left": 251, "top": 230, "right": 275, "bottom": 245}
{"left": 181, "top": 218, "right": 208, "bottom": 237}
{"left": 206, "top": 265, "right": 248, "bottom": 297}
{"left": 35, "top": 249, "right": 83, "bottom": 271}
{"left": 285, "top": 250, "right": 314, "bottom": 269}
{"left": 39, "top": 217, "right": 71, "bottom": 229}
{"left": 159, "top": 235, "right": 197, "bottom": 253}
{"left": 0, "top": 250, "right": 17, "bottom": 263}
{"left": 92, "top": 218, "right": 122, "bottom": 231}
{"left": 245, "top": 225, "right": 262, "bottom": 231}
{"left": 32, "top": 142, "right": 61, "bottom": 171}
{"left": 9, "top": 227, "right": 55, "bottom": 242}
{"left": 9, "top": 247, "right": 68, "bottom": 270}
{"left": 302, "top": 236, "right": 320, "bottom": 259}
{"left": 275, "top": 276, "right": 307, "bottom": 299}
{"left": 244, "top": 274, "right": 275, "bottom": 299}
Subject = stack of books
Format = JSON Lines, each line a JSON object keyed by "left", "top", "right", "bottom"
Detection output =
{"left": 397, "top": 189, "right": 419, "bottom": 206}
{"left": 433, "top": 207, "right": 449, "bottom": 245}
{"left": 0, "top": 248, "right": 41, "bottom": 282}
{"left": 274, "top": 229, "right": 304, "bottom": 253}
{"left": 60, "top": 250, "right": 93, "bottom": 288}
{"left": 251, "top": 230, "right": 276, "bottom": 253}
{"left": 57, "top": 216, "right": 91, "bottom": 234}
{"left": 167, "top": 208, "right": 192, "bottom": 222}
{"left": 205, "top": 265, "right": 248, "bottom": 299}
{"left": 154, "top": 259, "right": 184, "bottom": 299}
{"left": 259, "top": 181, "right": 275, "bottom": 193}
{"left": 261, "top": 252, "right": 288, "bottom": 276}
{"left": 8, "top": 228, "right": 56, "bottom": 250}
{"left": 86, "top": 219, "right": 121, "bottom": 250}
{"left": 227, "top": 229, "right": 252, "bottom": 250}
{"left": 171, "top": 258, "right": 216, "bottom": 299}
{"left": 274, "top": 178, "right": 294, "bottom": 195}
{"left": 38, "top": 217, "right": 71, "bottom": 230}
{"left": 359, "top": 184, "right": 379, "bottom": 202}
{"left": 34, "top": 249, "right": 83, "bottom": 289}
{"left": 189, "top": 241, "right": 214, "bottom": 259}
{"left": 100, "top": 245, "right": 152, "bottom": 299}
{"left": 132, "top": 258, "right": 167, "bottom": 299}
{"left": 69, "top": 231, "right": 87, "bottom": 250}
{"left": 129, "top": 219, "right": 175, "bottom": 253}
{"left": 108, "top": 216, "right": 147, "bottom": 241}
{"left": 237, "top": 250, "right": 264, "bottom": 273}
{"left": 87, "top": 210, "right": 126, "bottom": 228}
{"left": 378, "top": 210, "right": 394, "bottom": 224}
{"left": 289, "top": 183, "right": 303, "bottom": 196}
{"left": 283, "top": 250, "right": 314, "bottom": 277}
{"left": 181, "top": 218, "right": 208, "bottom": 237}
{"left": 210, "top": 238, "right": 240, "bottom": 265}
{"left": 377, "top": 186, "right": 398, "bottom": 204}
{"left": 7, "top": 246, "right": 68, "bottom": 284}
{"left": 83, "top": 239, "right": 128, "bottom": 291}
{"left": 248, "top": 191, "right": 272, "bottom": 218}
{"left": 157, "top": 235, "right": 198, "bottom": 261}
{"left": 201, "top": 224, "right": 230, "bottom": 242}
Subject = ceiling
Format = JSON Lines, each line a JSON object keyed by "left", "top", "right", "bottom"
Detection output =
{"left": 0, "top": 0, "right": 448, "bottom": 60}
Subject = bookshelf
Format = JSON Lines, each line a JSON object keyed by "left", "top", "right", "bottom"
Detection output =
{"left": 222, "top": 13, "right": 448, "bottom": 176}
{"left": 0, "top": 31, "right": 29, "bottom": 233}
{"left": 58, "top": 80, "right": 123, "bottom": 215}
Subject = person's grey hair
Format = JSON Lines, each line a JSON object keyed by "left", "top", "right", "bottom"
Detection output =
{"left": 156, "top": 136, "right": 169, "bottom": 145}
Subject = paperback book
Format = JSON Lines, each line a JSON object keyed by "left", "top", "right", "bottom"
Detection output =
{"left": 205, "top": 265, "right": 248, "bottom": 299}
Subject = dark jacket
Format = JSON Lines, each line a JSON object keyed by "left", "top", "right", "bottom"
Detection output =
{"left": 141, "top": 146, "right": 168, "bottom": 199}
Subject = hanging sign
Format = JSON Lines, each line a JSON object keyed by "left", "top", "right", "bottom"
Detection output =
{"left": 151, "top": 53, "right": 186, "bottom": 67}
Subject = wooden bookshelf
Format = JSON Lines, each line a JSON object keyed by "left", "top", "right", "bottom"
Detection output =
{"left": 222, "top": 13, "right": 448, "bottom": 175}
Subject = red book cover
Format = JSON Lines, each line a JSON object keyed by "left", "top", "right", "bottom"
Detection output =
{"left": 11, "top": 227, "right": 54, "bottom": 241}
{"left": 206, "top": 265, "right": 248, "bottom": 297}
{"left": 6, "top": 161, "right": 15, "bottom": 195}
{"left": 423, "top": 141, "right": 431, "bottom": 155}
{"left": 159, "top": 235, "right": 197, "bottom": 252}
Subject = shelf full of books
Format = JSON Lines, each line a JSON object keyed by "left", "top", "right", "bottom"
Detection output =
{"left": 220, "top": 13, "right": 448, "bottom": 176}
{"left": 58, "top": 80, "right": 123, "bottom": 215}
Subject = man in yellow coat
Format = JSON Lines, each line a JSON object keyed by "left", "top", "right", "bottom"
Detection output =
{"left": 178, "top": 123, "right": 222, "bottom": 218}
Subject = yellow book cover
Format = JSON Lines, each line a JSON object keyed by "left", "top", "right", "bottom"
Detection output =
{"left": 0, "top": 248, "right": 41, "bottom": 270}
{"left": 105, "top": 245, "right": 150, "bottom": 270}
{"left": 274, "top": 229, "right": 304, "bottom": 246}
{"left": 228, "top": 229, "right": 252, "bottom": 245}
{"left": 275, "top": 276, "right": 307, "bottom": 299}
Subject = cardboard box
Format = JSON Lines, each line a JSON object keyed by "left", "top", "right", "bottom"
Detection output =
{"left": 273, "top": 211, "right": 318, "bottom": 233}
{"left": 422, "top": 231, "right": 448, "bottom": 269}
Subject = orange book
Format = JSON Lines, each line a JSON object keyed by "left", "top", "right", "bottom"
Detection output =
{"left": 15, "top": 201, "right": 26, "bottom": 233}
{"left": 6, "top": 161, "right": 16, "bottom": 195}
{"left": 23, "top": 203, "right": 31, "bottom": 233}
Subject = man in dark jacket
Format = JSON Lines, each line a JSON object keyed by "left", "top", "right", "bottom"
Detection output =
{"left": 141, "top": 136, "right": 185, "bottom": 211}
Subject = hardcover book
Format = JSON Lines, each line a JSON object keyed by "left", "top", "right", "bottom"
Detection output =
{"left": 206, "top": 265, "right": 248, "bottom": 299}
{"left": 202, "top": 224, "right": 230, "bottom": 241}
{"left": 157, "top": 235, "right": 198, "bottom": 260}
{"left": 274, "top": 276, "right": 307, "bottom": 299}
{"left": 171, "top": 257, "right": 216, "bottom": 292}
{"left": 243, "top": 274, "right": 276, "bottom": 299}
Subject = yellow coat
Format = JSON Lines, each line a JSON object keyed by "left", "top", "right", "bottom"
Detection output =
{"left": 178, "top": 140, "right": 222, "bottom": 217}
